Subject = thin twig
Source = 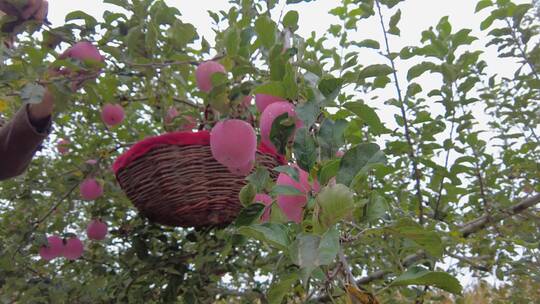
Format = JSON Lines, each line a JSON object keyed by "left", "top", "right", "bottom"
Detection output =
{"left": 375, "top": 0, "right": 424, "bottom": 224}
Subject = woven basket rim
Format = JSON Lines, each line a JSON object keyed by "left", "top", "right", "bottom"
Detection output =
{"left": 113, "top": 130, "right": 286, "bottom": 174}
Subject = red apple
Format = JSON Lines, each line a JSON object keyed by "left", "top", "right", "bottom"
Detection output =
{"left": 195, "top": 61, "right": 226, "bottom": 93}
{"left": 101, "top": 103, "right": 125, "bottom": 127}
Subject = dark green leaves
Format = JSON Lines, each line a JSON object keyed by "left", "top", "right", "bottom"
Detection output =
{"left": 391, "top": 267, "right": 463, "bottom": 295}
{"left": 354, "top": 39, "right": 380, "bottom": 49}
{"left": 270, "top": 113, "right": 297, "bottom": 155}
{"left": 358, "top": 64, "right": 393, "bottom": 79}
{"left": 283, "top": 11, "right": 299, "bottom": 32}
{"left": 407, "top": 62, "right": 437, "bottom": 81}
{"left": 253, "top": 81, "right": 286, "bottom": 98}
{"left": 318, "top": 119, "right": 347, "bottom": 159}
{"left": 336, "top": 143, "right": 387, "bottom": 186}
{"left": 343, "top": 102, "right": 387, "bottom": 134}
{"left": 255, "top": 15, "right": 277, "bottom": 48}
{"left": 313, "top": 184, "right": 355, "bottom": 234}
{"left": 234, "top": 203, "right": 265, "bottom": 227}
{"left": 387, "top": 219, "right": 443, "bottom": 257}
{"left": 290, "top": 227, "right": 339, "bottom": 271}
{"left": 237, "top": 223, "right": 290, "bottom": 250}
{"left": 318, "top": 76, "right": 343, "bottom": 99}
{"left": 388, "top": 9, "right": 401, "bottom": 36}
{"left": 293, "top": 127, "right": 317, "bottom": 172}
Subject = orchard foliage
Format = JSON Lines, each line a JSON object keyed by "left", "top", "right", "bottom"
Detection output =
{"left": 0, "top": 0, "right": 539, "bottom": 303}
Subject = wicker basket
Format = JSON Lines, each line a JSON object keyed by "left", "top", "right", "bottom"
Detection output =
{"left": 113, "top": 131, "right": 282, "bottom": 228}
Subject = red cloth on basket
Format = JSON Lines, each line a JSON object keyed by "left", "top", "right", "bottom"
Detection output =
{"left": 113, "top": 131, "right": 286, "bottom": 174}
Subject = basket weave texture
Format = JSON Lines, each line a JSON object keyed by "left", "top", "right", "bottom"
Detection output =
{"left": 114, "top": 131, "right": 282, "bottom": 228}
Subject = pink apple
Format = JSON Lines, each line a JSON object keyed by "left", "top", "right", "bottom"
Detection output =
{"left": 86, "top": 219, "right": 108, "bottom": 241}
{"left": 61, "top": 41, "right": 103, "bottom": 63}
{"left": 80, "top": 178, "right": 103, "bottom": 201}
{"left": 101, "top": 103, "right": 125, "bottom": 127}
{"left": 196, "top": 61, "right": 226, "bottom": 93}
{"left": 63, "top": 237, "right": 84, "bottom": 260}
{"left": 276, "top": 165, "right": 319, "bottom": 223}
{"left": 39, "top": 236, "right": 64, "bottom": 261}
{"left": 180, "top": 115, "right": 197, "bottom": 131}
{"left": 226, "top": 158, "right": 255, "bottom": 176}
{"left": 210, "top": 119, "right": 257, "bottom": 168}
{"left": 259, "top": 101, "right": 301, "bottom": 153}
{"left": 255, "top": 94, "right": 287, "bottom": 113}
{"left": 254, "top": 194, "right": 273, "bottom": 223}
{"left": 164, "top": 106, "right": 179, "bottom": 125}
{"left": 57, "top": 139, "right": 70, "bottom": 155}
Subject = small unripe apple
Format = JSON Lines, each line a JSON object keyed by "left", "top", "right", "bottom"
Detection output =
{"left": 39, "top": 236, "right": 64, "bottom": 261}
{"left": 195, "top": 61, "right": 226, "bottom": 93}
{"left": 63, "top": 237, "right": 84, "bottom": 260}
{"left": 255, "top": 94, "right": 286, "bottom": 113}
{"left": 335, "top": 150, "right": 345, "bottom": 157}
{"left": 57, "top": 139, "right": 70, "bottom": 155}
{"left": 80, "top": 178, "right": 103, "bottom": 200}
{"left": 101, "top": 103, "right": 125, "bottom": 127}
{"left": 86, "top": 219, "right": 108, "bottom": 241}
{"left": 210, "top": 119, "right": 257, "bottom": 168}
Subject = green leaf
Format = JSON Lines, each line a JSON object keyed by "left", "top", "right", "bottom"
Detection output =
{"left": 270, "top": 112, "right": 296, "bottom": 155}
{"left": 271, "top": 184, "right": 304, "bottom": 196}
{"left": 283, "top": 11, "right": 299, "bottom": 32}
{"left": 234, "top": 203, "right": 265, "bottom": 227}
{"left": 387, "top": 219, "right": 443, "bottom": 257}
{"left": 407, "top": 62, "right": 436, "bottom": 81}
{"left": 239, "top": 183, "right": 256, "bottom": 206}
{"left": 273, "top": 166, "right": 300, "bottom": 182}
{"left": 224, "top": 26, "right": 240, "bottom": 56}
{"left": 255, "top": 15, "right": 277, "bottom": 49}
{"left": 318, "top": 76, "right": 343, "bottom": 98}
{"left": 388, "top": 9, "right": 401, "bottom": 35}
{"left": 391, "top": 266, "right": 463, "bottom": 295}
{"left": 318, "top": 119, "right": 347, "bottom": 159}
{"left": 65, "top": 11, "right": 98, "bottom": 28}
{"left": 290, "top": 229, "right": 339, "bottom": 271}
{"left": 167, "top": 20, "right": 198, "bottom": 50}
{"left": 267, "top": 273, "right": 299, "bottom": 304}
{"left": 313, "top": 184, "right": 355, "bottom": 234}
{"left": 343, "top": 102, "right": 386, "bottom": 134}
{"left": 354, "top": 39, "right": 380, "bottom": 49}
{"left": 253, "top": 81, "right": 286, "bottom": 98}
{"left": 475, "top": 0, "right": 492, "bottom": 13}
{"left": 247, "top": 168, "right": 272, "bottom": 192}
{"left": 358, "top": 64, "right": 393, "bottom": 79}
{"left": 318, "top": 159, "right": 340, "bottom": 186}
{"left": 21, "top": 83, "right": 45, "bottom": 104}
{"left": 293, "top": 127, "right": 317, "bottom": 172}
{"left": 336, "top": 143, "right": 387, "bottom": 186}
{"left": 237, "top": 223, "right": 289, "bottom": 250}
{"left": 364, "top": 191, "right": 389, "bottom": 222}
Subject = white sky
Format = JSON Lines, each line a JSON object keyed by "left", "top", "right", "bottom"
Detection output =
{"left": 45, "top": 0, "right": 533, "bottom": 290}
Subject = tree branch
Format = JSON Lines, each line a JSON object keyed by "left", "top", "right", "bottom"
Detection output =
{"left": 356, "top": 193, "right": 540, "bottom": 285}
{"left": 375, "top": 0, "right": 424, "bottom": 224}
